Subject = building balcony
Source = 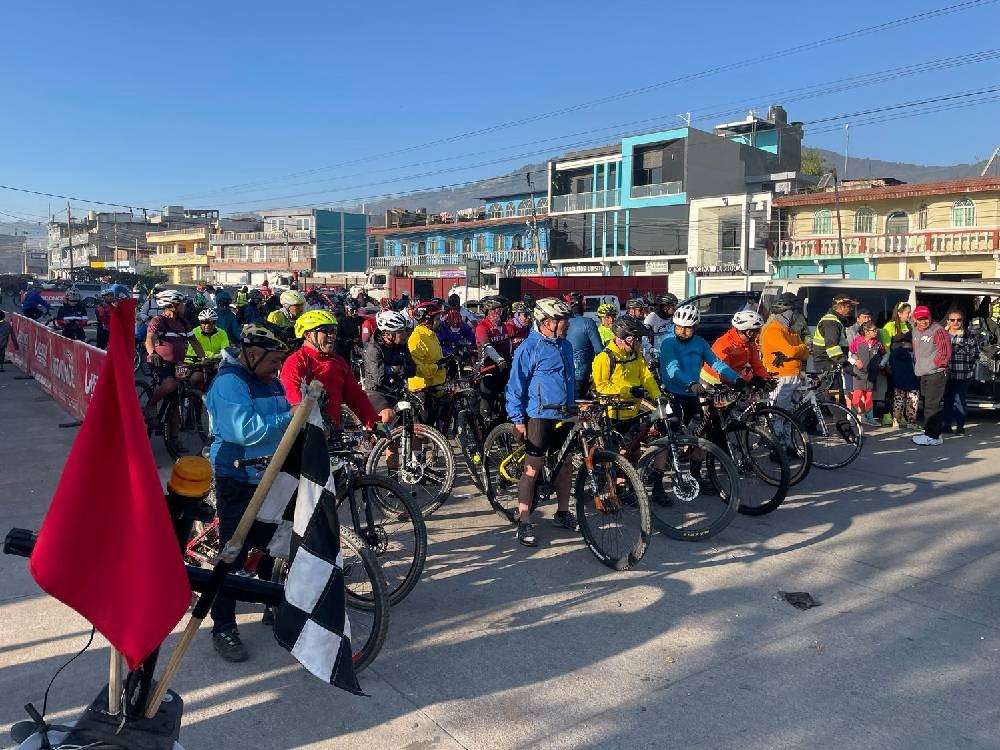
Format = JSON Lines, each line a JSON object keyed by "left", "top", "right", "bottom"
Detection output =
{"left": 550, "top": 189, "right": 620, "bottom": 214}
{"left": 146, "top": 227, "right": 211, "bottom": 243}
{"left": 211, "top": 230, "right": 312, "bottom": 245}
{"left": 150, "top": 249, "right": 209, "bottom": 267}
{"left": 211, "top": 249, "right": 313, "bottom": 267}
{"left": 630, "top": 181, "right": 683, "bottom": 200}
{"left": 369, "top": 249, "right": 547, "bottom": 269}
{"left": 776, "top": 228, "right": 1000, "bottom": 260}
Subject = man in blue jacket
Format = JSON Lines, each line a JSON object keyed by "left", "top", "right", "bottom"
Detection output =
{"left": 564, "top": 291, "right": 603, "bottom": 398}
{"left": 21, "top": 283, "right": 50, "bottom": 320}
{"left": 506, "top": 297, "right": 577, "bottom": 547}
{"left": 205, "top": 323, "right": 292, "bottom": 663}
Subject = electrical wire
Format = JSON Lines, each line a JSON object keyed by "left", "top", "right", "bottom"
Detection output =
{"left": 41, "top": 627, "right": 96, "bottom": 719}
{"left": 0, "top": 185, "right": 148, "bottom": 212}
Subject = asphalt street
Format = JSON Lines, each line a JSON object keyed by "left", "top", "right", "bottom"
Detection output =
{"left": 1, "top": 368, "right": 998, "bottom": 749}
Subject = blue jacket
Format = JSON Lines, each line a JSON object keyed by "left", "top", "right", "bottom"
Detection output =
{"left": 207, "top": 349, "right": 293, "bottom": 483}
{"left": 21, "top": 290, "right": 49, "bottom": 313}
{"left": 215, "top": 307, "right": 242, "bottom": 347}
{"left": 565, "top": 315, "right": 603, "bottom": 382}
{"left": 506, "top": 329, "right": 576, "bottom": 423}
{"left": 659, "top": 334, "right": 738, "bottom": 395}
{"left": 437, "top": 322, "right": 475, "bottom": 357}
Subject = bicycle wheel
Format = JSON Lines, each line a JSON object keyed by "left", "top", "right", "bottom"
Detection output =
{"left": 340, "top": 528, "right": 390, "bottom": 673}
{"left": 575, "top": 450, "right": 651, "bottom": 571}
{"left": 166, "top": 392, "right": 206, "bottom": 459}
{"left": 746, "top": 405, "right": 813, "bottom": 487}
{"left": 482, "top": 422, "right": 523, "bottom": 524}
{"left": 637, "top": 435, "right": 740, "bottom": 540}
{"left": 795, "top": 400, "right": 864, "bottom": 469}
{"left": 366, "top": 423, "right": 455, "bottom": 517}
{"left": 725, "top": 423, "right": 790, "bottom": 516}
{"left": 341, "top": 475, "right": 427, "bottom": 606}
{"left": 457, "top": 408, "right": 488, "bottom": 494}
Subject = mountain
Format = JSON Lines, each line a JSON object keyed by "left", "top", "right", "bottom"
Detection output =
{"left": 0, "top": 220, "right": 48, "bottom": 249}
{"left": 807, "top": 148, "right": 989, "bottom": 183}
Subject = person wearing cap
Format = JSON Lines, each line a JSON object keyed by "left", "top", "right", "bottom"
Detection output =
{"left": 95, "top": 288, "right": 117, "bottom": 350}
{"left": 910, "top": 305, "right": 951, "bottom": 446}
{"left": 811, "top": 295, "right": 857, "bottom": 392}
{"left": 596, "top": 303, "right": 617, "bottom": 346}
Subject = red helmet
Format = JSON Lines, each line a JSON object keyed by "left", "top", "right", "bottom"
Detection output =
{"left": 412, "top": 301, "right": 442, "bottom": 322}
{"left": 445, "top": 309, "right": 462, "bottom": 327}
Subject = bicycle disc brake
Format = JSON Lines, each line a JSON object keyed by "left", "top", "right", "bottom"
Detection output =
{"left": 673, "top": 472, "right": 700, "bottom": 503}
{"left": 363, "top": 524, "right": 390, "bottom": 555}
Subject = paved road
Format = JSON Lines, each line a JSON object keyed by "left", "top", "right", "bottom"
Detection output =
{"left": 1, "top": 369, "right": 999, "bottom": 749}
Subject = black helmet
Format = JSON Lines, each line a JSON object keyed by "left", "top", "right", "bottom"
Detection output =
{"left": 480, "top": 295, "right": 509, "bottom": 312}
{"left": 655, "top": 293, "right": 678, "bottom": 308}
{"left": 612, "top": 316, "right": 651, "bottom": 341}
{"left": 770, "top": 292, "right": 800, "bottom": 314}
{"left": 625, "top": 297, "right": 646, "bottom": 310}
{"left": 566, "top": 291, "right": 584, "bottom": 305}
{"left": 447, "top": 293, "right": 461, "bottom": 309}
{"left": 522, "top": 293, "right": 535, "bottom": 309}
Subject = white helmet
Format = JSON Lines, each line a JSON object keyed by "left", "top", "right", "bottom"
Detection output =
{"left": 732, "top": 310, "right": 764, "bottom": 331}
{"left": 376, "top": 310, "right": 408, "bottom": 332}
{"left": 280, "top": 290, "right": 306, "bottom": 307}
{"left": 198, "top": 308, "right": 218, "bottom": 323}
{"left": 65, "top": 288, "right": 82, "bottom": 303}
{"left": 532, "top": 297, "right": 572, "bottom": 324}
{"left": 672, "top": 305, "right": 701, "bottom": 327}
{"left": 155, "top": 289, "right": 186, "bottom": 308}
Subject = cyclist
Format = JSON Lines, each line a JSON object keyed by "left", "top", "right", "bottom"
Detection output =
{"left": 363, "top": 310, "right": 416, "bottom": 425}
{"left": 213, "top": 290, "right": 242, "bottom": 346}
{"left": 95, "top": 287, "right": 116, "bottom": 349}
{"left": 592, "top": 316, "right": 661, "bottom": 428}
{"left": 475, "top": 296, "right": 512, "bottom": 419}
{"left": 624, "top": 297, "right": 646, "bottom": 320}
{"left": 760, "top": 292, "right": 810, "bottom": 417}
{"left": 438, "top": 308, "right": 476, "bottom": 358}
{"left": 506, "top": 297, "right": 577, "bottom": 547}
{"left": 700, "top": 310, "right": 771, "bottom": 388}
{"left": 266, "top": 289, "right": 306, "bottom": 334}
{"left": 205, "top": 324, "right": 292, "bottom": 663}
{"left": 504, "top": 301, "right": 532, "bottom": 351}
{"left": 408, "top": 301, "right": 448, "bottom": 428}
{"left": 20, "top": 282, "right": 50, "bottom": 320}
{"left": 564, "top": 291, "right": 603, "bottom": 398}
{"left": 193, "top": 285, "right": 209, "bottom": 312}
{"left": 596, "top": 302, "right": 617, "bottom": 345}
{"left": 185, "top": 309, "right": 228, "bottom": 394}
{"left": 644, "top": 293, "right": 679, "bottom": 352}
{"left": 54, "top": 289, "right": 89, "bottom": 342}
{"left": 447, "top": 293, "right": 478, "bottom": 326}
{"left": 145, "top": 290, "right": 206, "bottom": 452}
{"left": 234, "top": 285, "right": 249, "bottom": 310}
{"left": 241, "top": 289, "right": 264, "bottom": 325}
{"left": 335, "top": 298, "right": 363, "bottom": 361}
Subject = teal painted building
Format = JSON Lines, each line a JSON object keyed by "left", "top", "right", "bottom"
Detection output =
{"left": 315, "top": 209, "right": 368, "bottom": 274}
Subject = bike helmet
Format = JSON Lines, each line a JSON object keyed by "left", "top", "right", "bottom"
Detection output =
{"left": 240, "top": 323, "right": 290, "bottom": 352}
{"left": 480, "top": 296, "right": 509, "bottom": 313}
{"left": 769, "top": 292, "right": 800, "bottom": 314}
{"left": 532, "top": 297, "right": 572, "bottom": 324}
{"left": 511, "top": 301, "right": 527, "bottom": 314}
{"left": 294, "top": 309, "right": 338, "bottom": 339}
{"left": 596, "top": 302, "right": 617, "bottom": 317}
{"left": 655, "top": 293, "right": 678, "bottom": 308}
{"left": 65, "top": 288, "right": 82, "bottom": 303}
{"left": 155, "top": 289, "right": 186, "bottom": 308}
{"left": 248, "top": 289, "right": 263, "bottom": 303}
{"left": 197, "top": 308, "right": 218, "bottom": 323}
{"left": 625, "top": 297, "right": 646, "bottom": 311}
{"left": 731, "top": 310, "right": 764, "bottom": 331}
{"left": 447, "top": 293, "right": 461, "bottom": 309}
{"left": 215, "top": 290, "right": 232, "bottom": 305}
{"left": 412, "top": 301, "right": 443, "bottom": 322}
{"left": 612, "top": 316, "right": 651, "bottom": 341}
{"left": 280, "top": 289, "right": 306, "bottom": 307}
{"left": 100, "top": 286, "right": 115, "bottom": 298}
{"left": 522, "top": 293, "right": 535, "bottom": 309}
{"left": 376, "top": 310, "right": 408, "bottom": 332}
{"left": 672, "top": 304, "right": 701, "bottom": 327}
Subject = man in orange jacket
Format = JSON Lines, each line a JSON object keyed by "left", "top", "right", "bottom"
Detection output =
{"left": 760, "top": 293, "right": 810, "bottom": 416}
{"left": 701, "top": 310, "right": 771, "bottom": 387}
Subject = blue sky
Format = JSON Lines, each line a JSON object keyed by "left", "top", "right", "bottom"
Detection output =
{"left": 2, "top": 0, "right": 1000, "bottom": 221}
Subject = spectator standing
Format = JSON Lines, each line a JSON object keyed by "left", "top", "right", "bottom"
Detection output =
{"left": 95, "top": 288, "right": 116, "bottom": 350}
{"left": 941, "top": 308, "right": 980, "bottom": 436}
{"left": 848, "top": 321, "right": 883, "bottom": 426}
{"left": 0, "top": 310, "right": 17, "bottom": 371}
{"left": 910, "top": 306, "right": 951, "bottom": 446}
{"left": 880, "top": 302, "right": 912, "bottom": 426}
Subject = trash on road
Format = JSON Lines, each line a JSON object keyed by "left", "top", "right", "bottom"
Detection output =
{"left": 777, "top": 591, "right": 822, "bottom": 610}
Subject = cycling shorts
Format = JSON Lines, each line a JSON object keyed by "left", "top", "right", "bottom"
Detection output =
{"left": 152, "top": 362, "right": 177, "bottom": 381}
{"left": 523, "top": 417, "right": 572, "bottom": 458}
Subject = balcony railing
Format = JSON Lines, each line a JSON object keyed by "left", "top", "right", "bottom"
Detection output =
{"left": 550, "top": 189, "right": 620, "bottom": 214}
{"left": 777, "top": 228, "right": 1000, "bottom": 259}
{"left": 150, "top": 249, "right": 209, "bottom": 266}
{"left": 630, "top": 181, "right": 683, "bottom": 200}
{"left": 146, "top": 227, "right": 210, "bottom": 242}
{"left": 213, "top": 250, "right": 313, "bottom": 264}
{"left": 369, "top": 249, "right": 547, "bottom": 269}
{"left": 211, "top": 230, "right": 312, "bottom": 244}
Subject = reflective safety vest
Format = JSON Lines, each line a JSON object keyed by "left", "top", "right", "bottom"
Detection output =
{"left": 811, "top": 312, "right": 846, "bottom": 362}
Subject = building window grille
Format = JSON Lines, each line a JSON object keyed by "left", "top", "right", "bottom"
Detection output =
{"left": 917, "top": 204, "right": 929, "bottom": 230}
{"left": 517, "top": 199, "right": 532, "bottom": 217}
{"left": 494, "top": 234, "right": 506, "bottom": 251}
{"left": 462, "top": 237, "right": 472, "bottom": 254}
{"left": 854, "top": 208, "right": 874, "bottom": 234}
{"left": 811, "top": 210, "right": 832, "bottom": 235}
{"left": 952, "top": 199, "right": 976, "bottom": 228}
{"left": 417, "top": 241, "right": 425, "bottom": 254}
{"left": 535, "top": 197, "right": 548, "bottom": 214}
{"left": 475, "top": 234, "right": 486, "bottom": 252}
{"left": 885, "top": 211, "right": 909, "bottom": 235}
{"left": 489, "top": 204, "right": 502, "bottom": 219}
{"left": 445, "top": 239, "right": 456, "bottom": 254}
{"left": 504, "top": 202, "right": 516, "bottom": 218}
{"left": 512, "top": 234, "right": 523, "bottom": 250}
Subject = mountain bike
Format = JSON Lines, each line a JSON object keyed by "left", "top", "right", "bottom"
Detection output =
{"left": 792, "top": 370, "right": 865, "bottom": 469}
{"left": 483, "top": 402, "right": 651, "bottom": 571}
{"left": 136, "top": 358, "right": 217, "bottom": 459}
{"left": 734, "top": 382, "right": 813, "bottom": 487}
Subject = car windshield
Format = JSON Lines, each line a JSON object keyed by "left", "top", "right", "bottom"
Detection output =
{"left": 803, "top": 287, "right": 909, "bottom": 328}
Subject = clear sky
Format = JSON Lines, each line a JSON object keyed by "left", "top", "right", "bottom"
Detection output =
{"left": 2, "top": 0, "right": 1000, "bottom": 221}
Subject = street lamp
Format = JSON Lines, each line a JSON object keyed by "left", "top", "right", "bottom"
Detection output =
{"left": 816, "top": 169, "right": 847, "bottom": 279}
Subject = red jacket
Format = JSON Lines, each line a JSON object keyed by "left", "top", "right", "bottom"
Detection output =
{"left": 702, "top": 327, "right": 769, "bottom": 383}
{"left": 280, "top": 344, "right": 378, "bottom": 427}
{"left": 475, "top": 318, "right": 511, "bottom": 360}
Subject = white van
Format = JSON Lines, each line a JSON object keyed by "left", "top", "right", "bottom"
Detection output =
{"left": 760, "top": 278, "right": 1000, "bottom": 406}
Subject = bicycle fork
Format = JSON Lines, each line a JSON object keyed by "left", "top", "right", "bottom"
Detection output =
{"left": 582, "top": 437, "right": 620, "bottom": 513}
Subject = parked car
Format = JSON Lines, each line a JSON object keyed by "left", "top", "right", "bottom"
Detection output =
{"left": 68, "top": 282, "right": 104, "bottom": 308}
{"left": 680, "top": 291, "right": 761, "bottom": 344}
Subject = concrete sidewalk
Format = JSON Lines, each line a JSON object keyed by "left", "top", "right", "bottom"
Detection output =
{"left": 1, "top": 369, "right": 998, "bottom": 749}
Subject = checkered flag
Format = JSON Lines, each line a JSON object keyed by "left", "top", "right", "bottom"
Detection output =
{"left": 258, "top": 408, "right": 361, "bottom": 695}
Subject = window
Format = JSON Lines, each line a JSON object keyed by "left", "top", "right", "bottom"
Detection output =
{"left": 417, "top": 241, "right": 425, "bottom": 255}
{"left": 504, "top": 202, "right": 515, "bottom": 218}
{"left": 295, "top": 217, "right": 311, "bottom": 232}
{"left": 512, "top": 234, "right": 523, "bottom": 250}
{"left": 885, "top": 211, "right": 909, "bottom": 234}
{"left": 812, "top": 210, "right": 832, "bottom": 235}
{"left": 462, "top": 237, "right": 472, "bottom": 254}
{"left": 489, "top": 203, "right": 502, "bottom": 219}
{"left": 953, "top": 199, "right": 976, "bottom": 227}
{"left": 445, "top": 239, "right": 456, "bottom": 254}
{"left": 607, "top": 162, "right": 618, "bottom": 190}
{"left": 475, "top": 234, "right": 486, "bottom": 252}
{"left": 269, "top": 218, "right": 285, "bottom": 232}
{"left": 517, "top": 199, "right": 533, "bottom": 217}
{"left": 401, "top": 242, "right": 410, "bottom": 255}
{"left": 535, "top": 197, "right": 548, "bottom": 214}
{"left": 494, "top": 234, "right": 506, "bottom": 251}
{"left": 917, "top": 204, "right": 929, "bottom": 230}
{"left": 854, "top": 207, "right": 874, "bottom": 234}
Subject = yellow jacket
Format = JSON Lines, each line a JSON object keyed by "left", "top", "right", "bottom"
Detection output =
{"left": 760, "top": 317, "right": 809, "bottom": 377}
{"left": 266, "top": 308, "right": 295, "bottom": 331}
{"left": 591, "top": 340, "right": 661, "bottom": 420}
{"left": 407, "top": 323, "right": 446, "bottom": 390}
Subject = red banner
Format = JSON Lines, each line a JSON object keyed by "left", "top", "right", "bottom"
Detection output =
{"left": 5, "top": 314, "right": 105, "bottom": 422}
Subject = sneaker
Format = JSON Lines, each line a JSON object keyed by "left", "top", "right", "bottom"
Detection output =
{"left": 553, "top": 510, "right": 578, "bottom": 531}
{"left": 516, "top": 522, "right": 538, "bottom": 547}
{"left": 912, "top": 434, "right": 943, "bottom": 447}
{"left": 956, "top": 426, "right": 966, "bottom": 436}
{"left": 261, "top": 607, "right": 275, "bottom": 626}
{"left": 882, "top": 414, "right": 893, "bottom": 426}
{"left": 212, "top": 628, "right": 248, "bottom": 662}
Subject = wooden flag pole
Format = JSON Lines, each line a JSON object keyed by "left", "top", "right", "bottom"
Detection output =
{"left": 143, "top": 381, "right": 324, "bottom": 719}
{"left": 108, "top": 648, "right": 123, "bottom": 714}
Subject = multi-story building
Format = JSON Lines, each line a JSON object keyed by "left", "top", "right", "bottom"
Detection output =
{"left": 0, "top": 234, "right": 29, "bottom": 274}
{"left": 772, "top": 176, "right": 1000, "bottom": 282}
{"left": 48, "top": 211, "right": 160, "bottom": 276}
{"left": 209, "top": 208, "right": 367, "bottom": 287}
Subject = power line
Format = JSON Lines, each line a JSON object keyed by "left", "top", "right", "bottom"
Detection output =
{"left": 169, "top": 0, "right": 999, "bottom": 201}
{"left": 0, "top": 184, "right": 149, "bottom": 212}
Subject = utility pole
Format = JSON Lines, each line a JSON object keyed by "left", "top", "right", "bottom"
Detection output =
{"left": 526, "top": 172, "right": 542, "bottom": 275}
{"left": 832, "top": 169, "right": 846, "bottom": 279}
{"left": 843, "top": 124, "right": 851, "bottom": 180}
{"left": 67, "top": 201, "right": 74, "bottom": 280}
{"left": 284, "top": 228, "right": 291, "bottom": 287}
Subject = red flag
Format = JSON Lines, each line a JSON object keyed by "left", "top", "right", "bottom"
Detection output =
{"left": 30, "top": 299, "right": 191, "bottom": 670}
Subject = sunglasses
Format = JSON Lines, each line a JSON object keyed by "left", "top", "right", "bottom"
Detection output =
{"left": 947, "top": 317, "right": 964, "bottom": 322}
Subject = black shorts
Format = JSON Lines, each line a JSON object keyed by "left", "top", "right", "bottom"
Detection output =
{"left": 523, "top": 417, "right": 572, "bottom": 458}
{"left": 152, "top": 363, "right": 177, "bottom": 381}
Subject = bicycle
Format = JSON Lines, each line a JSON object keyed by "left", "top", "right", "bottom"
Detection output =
{"left": 792, "top": 369, "right": 865, "bottom": 469}
{"left": 365, "top": 395, "right": 456, "bottom": 517}
{"left": 734, "top": 382, "right": 813, "bottom": 487}
{"left": 136, "top": 358, "right": 217, "bottom": 459}
{"left": 483, "top": 402, "right": 652, "bottom": 571}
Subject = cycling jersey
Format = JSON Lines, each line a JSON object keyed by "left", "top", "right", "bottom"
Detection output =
{"left": 407, "top": 323, "right": 446, "bottom": 390}
{"left": 148, "top": 314, "right": 193, "bottom": 363}
{"left": 21, "top": 290, "right": 50, "bottom": 317}
{"left": 504, "top": 317, "right": 532, "bottom": 351}
{"left": 438, "top": 322, "right": 476, "bottom": 358}
{"left": 506, "top": 328, "right": 575, "bottom": 424}
{"left": 659, "top": 334, "right": 737, "bottom": 396}
{"left": 280, "top": 344, "right": 378, "bottom": 427}
{"left": 362, "top": 339, "right": 416, "bottom": 402}
{"left": 701, "top": 327, "right": 769, "bottom": 384}
{"left": 187, "top": 327, "right": 230, "bottom": 359}
{"left": 591, "top": 340, "right": 662, "bottom": 420}
{"left": 55, "top": 303, "right": 88, "bottom": 341}
{"left": 643, "top": 311, "right": 674, "bottom": 351}
{"left": 475, "top": 318, "right": 511, "bottom": 361}
{"left": 597, "top": 324, "right": 614, "bottom": 346}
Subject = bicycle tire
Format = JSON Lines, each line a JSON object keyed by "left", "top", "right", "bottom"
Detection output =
{"left": 746, "top": 404, "right": 813, "bottom": 487}
{"left": 457, "top": 408, "right": 488, "bottom": 494}
{"left": 794, "top": 400, "right": 864, "bottom": 469}
{"left": 574, "top": 450, "right": 651, "bottom": 571}
{"left": 725, "top": 423, "right": 790, "bottom": 516}
{"left": 482, "top": 422, "right": 523, "bottom": 524}
{"left": 637, "top": 435, "right": 740, "bottom": 541}
{"left": 346, "top": 475, "right": 427, "bottom": 606}
{"left": 366, "top": 422, "right": 456, "bottom": 517}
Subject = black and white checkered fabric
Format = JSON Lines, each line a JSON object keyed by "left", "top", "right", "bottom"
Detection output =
{"left": 259, "top": 408, "right": 361, "bottom": 695}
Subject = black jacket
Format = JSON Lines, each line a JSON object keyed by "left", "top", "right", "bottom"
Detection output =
{"left": 363, "top": 340, "right": 416, "bottom": 397}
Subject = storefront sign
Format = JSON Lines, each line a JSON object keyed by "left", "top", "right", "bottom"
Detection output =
{"left": 560, "top": 263, "right": 605, "bottom": 274}
{"left": 646, "top": 261, "right": 672, "bottom": 273}
{"left": 690, "top": 263, "right": 746, "bottom": 276}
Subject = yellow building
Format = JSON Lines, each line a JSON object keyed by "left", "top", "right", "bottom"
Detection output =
{"left": 146, "top": 226, "right": 213, "bottom": 283}
{"left": 773, "top": 177, "right": 1000, "bottom": 281}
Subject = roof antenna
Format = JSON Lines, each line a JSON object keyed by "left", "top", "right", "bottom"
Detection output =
{"left": 677, "top": 112, "right": 691, "bottom": 127}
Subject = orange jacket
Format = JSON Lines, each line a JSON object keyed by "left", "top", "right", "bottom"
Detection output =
{"left": 759, "top": 317, "right": 809, "bottom": 377}
{"left": 701, "top": 327, "right": 769, "bottom": 383}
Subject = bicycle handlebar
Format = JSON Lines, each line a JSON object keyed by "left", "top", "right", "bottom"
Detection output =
{"left": 233, "top": 455, "right": 273, "bottom": 469}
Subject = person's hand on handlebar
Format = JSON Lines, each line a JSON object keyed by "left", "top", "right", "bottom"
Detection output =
{"left": 630, "top": 385, "right": 646, "bottom": 398}
{"left": 514, "top": 422, "right": 526, "bottom": 438}
{"left": 731, "top": 378, "right": 751, "bottom": 392}
{"left": 750, "top": 375, "right": 770, "bottom": 390}
{"left": 688, "top": 381, "right": 707, "bottom": 396}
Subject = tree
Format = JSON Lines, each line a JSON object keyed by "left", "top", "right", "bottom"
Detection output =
{"left": 801, "top": 148, "right": 825, "bottom": 177}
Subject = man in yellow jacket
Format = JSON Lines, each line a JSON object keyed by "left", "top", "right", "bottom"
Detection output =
{"left": 760, "top": 292, "right": 810, "bottom": 417}
{"left": 407, "top": 301, "right": 447, "bottom": 426}
{"left": 592, "top": 316, "right": 661, "bottom": 429}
